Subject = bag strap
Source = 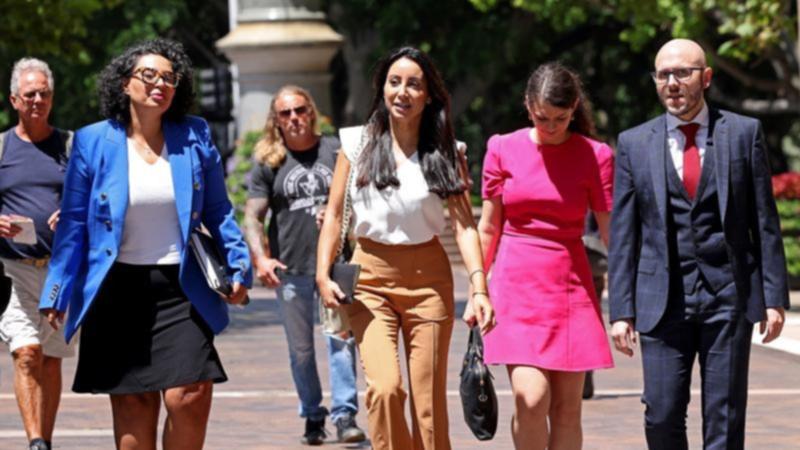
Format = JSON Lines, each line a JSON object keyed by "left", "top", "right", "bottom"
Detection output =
{"left": 57, "top": 128, "right": 74, "bottom": 159}
{"left": 336, "top": 127, "right": 367, "bottom": 257}
{"left": 469, "top": 326, "right": 484, "bottom": 358}
{"left": 0, "top": 129, "right": 7, "bottom": 163}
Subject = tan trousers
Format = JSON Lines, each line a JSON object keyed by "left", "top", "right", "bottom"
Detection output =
{"left": 346, "top": 237, "right": 454, "bottom": 450}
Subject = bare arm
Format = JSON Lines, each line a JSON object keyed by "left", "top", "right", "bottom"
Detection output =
{"left": 243, "top": 197, "right": 285, "bottom": 287}
{"left": 594, "top": 211, "right": 611, "bottom": 248}
{"left": 449, "top": 180, "right": 496, "bottom": 334}
{"left": 478, "top": 197, "right": 503, "bottom": 272}
{"left": 316, "top": 151, "right": 351, "bottom": 307}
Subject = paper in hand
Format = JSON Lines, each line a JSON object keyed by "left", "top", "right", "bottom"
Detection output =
{"left": 11, "top": 217, "right": 36, "bottom": 245}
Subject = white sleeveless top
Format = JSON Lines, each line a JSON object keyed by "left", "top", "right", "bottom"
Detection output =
{"left": 117, "top": 138, "right": 183, "bottom": 265}
{"left": 339, "top": 126, "right": 446, "bottom": 245}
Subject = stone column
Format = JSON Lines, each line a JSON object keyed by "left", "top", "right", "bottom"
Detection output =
{"left": 217, "top": 0, "right": 343, "bottom": 134}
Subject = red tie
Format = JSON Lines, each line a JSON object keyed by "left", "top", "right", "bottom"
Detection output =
{"left": 679, "top": 123, "right": 701, "bottom": 199}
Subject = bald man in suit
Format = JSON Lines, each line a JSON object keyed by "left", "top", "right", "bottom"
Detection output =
{"left": 608, "top": 39, "right": 788, "bottom": 450}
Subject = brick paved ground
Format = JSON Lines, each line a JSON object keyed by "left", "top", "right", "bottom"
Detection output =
{"left": 0, "top": 269, "right": 798, "bottom": 449}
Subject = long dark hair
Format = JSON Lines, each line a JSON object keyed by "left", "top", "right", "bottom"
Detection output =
{"left": 357, "top": 47, "right": 465, "bottom": 198}
{"left": 525, "top": 62, "right": 595, "bottom": 137}
{"left": 98, "top": 38, "right": 194, "bottom": 124}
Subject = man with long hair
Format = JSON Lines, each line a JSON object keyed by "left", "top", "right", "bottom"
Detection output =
{"left": 244, "top": 86, "right": 365, "bottom": 446}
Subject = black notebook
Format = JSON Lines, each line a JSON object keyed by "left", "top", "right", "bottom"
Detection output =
{"left": 189, "top": 229, "right": 233, "bottom": 297}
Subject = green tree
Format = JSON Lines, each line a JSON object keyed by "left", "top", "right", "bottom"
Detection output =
{"left": 325, "top": 0, "right": 798, "bottom": 178}
{"left": 471, "top": 0, "right": 799, "bottom": 116}
{"left": 0, "top": 0, "right": 117, "bottom": 126}
{"left": 323, "top": 0, "right": 668, "bottom": 184}
{"left": 0, "top": 0, "right": 230, "bottom": 130}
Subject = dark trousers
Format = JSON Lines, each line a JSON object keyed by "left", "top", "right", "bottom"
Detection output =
{"left": 640, "top": 280, "right": 753, "bottom": 450}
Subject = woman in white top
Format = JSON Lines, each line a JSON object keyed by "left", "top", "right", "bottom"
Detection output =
{"left": 317, "top": 47, "right": 495, "bottom": 450}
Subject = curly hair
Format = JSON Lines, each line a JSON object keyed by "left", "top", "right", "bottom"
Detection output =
{"left": 525, "top": 62, "right": 596, "bottom": 137}
{"left": 97, "top": 38, "right": 194, "bottom": 124}
{"left": 358, "top": 47, "right": 465, "bottom": 199}
{"left": 254, "top": 85, "right": 322, "bottom": 169}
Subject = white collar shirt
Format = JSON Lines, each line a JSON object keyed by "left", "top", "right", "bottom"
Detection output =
{"left": 666, "top": 102, "right": 710, "bottom": 181}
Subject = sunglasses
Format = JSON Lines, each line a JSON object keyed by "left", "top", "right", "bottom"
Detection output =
{"left": 132, "top": 67, "right": 181, "bottom": 88}
{"left": 277, "top": 105, "right": 310, "bottom": 119}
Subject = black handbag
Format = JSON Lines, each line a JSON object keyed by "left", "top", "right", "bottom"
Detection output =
{"left": 459, "top": 326, "right": 498, "bottom": 441}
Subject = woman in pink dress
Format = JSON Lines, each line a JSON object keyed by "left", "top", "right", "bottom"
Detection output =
{"left": 476, "top": 62, "right": 614, "bottom": 449}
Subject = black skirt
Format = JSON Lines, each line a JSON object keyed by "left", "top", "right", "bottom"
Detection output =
{"left": 73, "top": 262, "right": 227, "bottom": 394}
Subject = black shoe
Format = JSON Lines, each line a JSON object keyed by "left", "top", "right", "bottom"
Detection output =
{"left": 335, "top": 415, "right": 366, "bottom": 443}
{"left": 582, "top": 371, "right": 595, "bottom": 399}
{"left": 301, "top": 418, "right": 327, "bottom": 446}
{"left": 28, "top": 438, "right": 50, "bottom": 450}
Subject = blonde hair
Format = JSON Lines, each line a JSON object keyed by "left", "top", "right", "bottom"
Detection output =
{"left": 254, "top": 85, "right": 322, "bottom": 168}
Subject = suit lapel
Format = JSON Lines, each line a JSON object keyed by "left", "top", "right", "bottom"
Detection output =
{"left": 648, "top": 115, "right": 669, "bottom": 229}
{"left": 710, "top": 109, "right": 729, "bottom": 226}
{"left": 163, "top": 121, "right": 194, "bottom": 242}
{"left": 103, "top": 122, "right": 129, "bottom": 246}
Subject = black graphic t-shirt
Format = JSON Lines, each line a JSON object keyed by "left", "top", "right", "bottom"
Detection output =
{"left": 248, "top": 135, "right": 339, "bottom": 275}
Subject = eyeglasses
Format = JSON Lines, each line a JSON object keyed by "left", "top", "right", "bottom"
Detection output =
{"left": 277, "top": 105, "right": 310, "bottom": 119}
{"left": 131, "top": 67, "right": 181, "bottom": 88}
{"left": 651, "top": 67, "right": 704, "bottom": 83}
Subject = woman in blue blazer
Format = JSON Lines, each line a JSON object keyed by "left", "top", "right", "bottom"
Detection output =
{"left": 39, "top": 39, "right": 252, "bottom": 450}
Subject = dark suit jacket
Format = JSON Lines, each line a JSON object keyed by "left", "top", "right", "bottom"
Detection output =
{"left": 608, "top": 108, "right": 789, "bottom": 333}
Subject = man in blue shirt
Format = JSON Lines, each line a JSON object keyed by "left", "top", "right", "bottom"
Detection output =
{"left": 0, "top": 58, "right": 73, "bottom": 450}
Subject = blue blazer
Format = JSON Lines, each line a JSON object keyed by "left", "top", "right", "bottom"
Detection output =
{"left": 39, "top": 116, "right": 252, "bottom": 342}
{"left": 607, "top": 109, "right": 789, "bottom": 333}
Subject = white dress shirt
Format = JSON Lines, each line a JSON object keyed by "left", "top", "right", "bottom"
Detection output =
{"left": 666, "top": 103, "right": 710, "bottom": 181}
{"left": 339, "top": 126, "right": 446, "bottom": 245}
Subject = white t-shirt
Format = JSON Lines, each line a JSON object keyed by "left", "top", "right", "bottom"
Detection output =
{"left": 339, "top": 126, "right": 446, "bottom": 245}
{"left": 117, "top": 138, "right": 183, "bottom": 265}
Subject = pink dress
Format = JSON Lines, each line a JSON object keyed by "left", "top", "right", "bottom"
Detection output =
{"left": 482, "top": 128, "right": 614, "bottom": 371}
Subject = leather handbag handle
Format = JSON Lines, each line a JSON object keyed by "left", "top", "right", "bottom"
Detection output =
{"left": 469, "top": 326, "right": 484, "bottom": 359}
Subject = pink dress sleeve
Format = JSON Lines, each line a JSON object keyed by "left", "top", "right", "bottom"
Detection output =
{"left": 589, "top": 143, "right": 614, "bottom": 212}
{"left": 481, "top": 134, "right": 506, "bottom": 199}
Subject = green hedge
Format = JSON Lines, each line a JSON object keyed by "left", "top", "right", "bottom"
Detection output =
{"left": 225, "top": 130, "right": 261, "bottom": 224}
{"left": 777, "top": 199, "right": 800, "bottom": 277}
